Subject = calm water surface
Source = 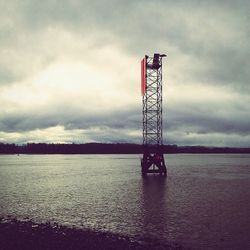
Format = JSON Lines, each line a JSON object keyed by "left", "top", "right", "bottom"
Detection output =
{"left": 0, "top": 154, "right": 250, "bottom": 250}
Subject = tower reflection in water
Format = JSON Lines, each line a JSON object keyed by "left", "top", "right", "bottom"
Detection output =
{"left": 140, "top": 176, "right": 168, "bottom": 241}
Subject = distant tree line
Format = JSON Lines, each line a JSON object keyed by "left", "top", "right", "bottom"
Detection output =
{"left": 0, "top": 143, "right": 250, "bottom": 154}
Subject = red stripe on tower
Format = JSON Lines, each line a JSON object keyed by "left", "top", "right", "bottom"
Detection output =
{"left": 141, "top": 58, "right": 146, "bottom": 96}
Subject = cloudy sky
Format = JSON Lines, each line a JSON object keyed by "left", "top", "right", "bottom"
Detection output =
{"left": 0, "top": 0, "right": 249, "bottom": 146}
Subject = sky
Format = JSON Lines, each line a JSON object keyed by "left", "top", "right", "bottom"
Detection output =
{"left": 0, "top": 0, "right": 249, "bottom": 146}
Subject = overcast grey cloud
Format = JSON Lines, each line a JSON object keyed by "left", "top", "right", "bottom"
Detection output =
{"left": 0, "top": 0, "right": 249, "bottom": 146}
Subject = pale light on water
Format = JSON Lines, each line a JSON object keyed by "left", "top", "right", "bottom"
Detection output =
{"left": 0, "top": 154, "right": 250, "bottom": 250}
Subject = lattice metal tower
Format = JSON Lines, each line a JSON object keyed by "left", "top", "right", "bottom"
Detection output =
{"left": 141, "top": 53, "right": 167, "bottom": 176}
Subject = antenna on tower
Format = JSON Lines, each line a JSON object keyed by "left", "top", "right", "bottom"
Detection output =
{"left": 140, "top": 53, "right": 167, "bottom": 176}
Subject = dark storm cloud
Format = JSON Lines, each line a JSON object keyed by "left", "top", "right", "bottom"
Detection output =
{"left": 0, "top": 107, "right": 142, "bottom": 144}
{"left": 1, "top": 102, "right": 249, "bottom": 136}
{"left": 165, "top": 103, "right": 250, "bottom": 136}
{"left": 0, "top": 108, "right": 141, "bottom": 133}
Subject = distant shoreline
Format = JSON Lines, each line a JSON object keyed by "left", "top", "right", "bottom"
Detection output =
{"left": 1, "top": 143, "right": 250, "bottom": 154}
{"left": 0, "top": 217, "right": 184, "bottom": 250}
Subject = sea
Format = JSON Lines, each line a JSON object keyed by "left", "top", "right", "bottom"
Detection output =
{"left": 0, "top": 154, "right": 250, "bottom": 250}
